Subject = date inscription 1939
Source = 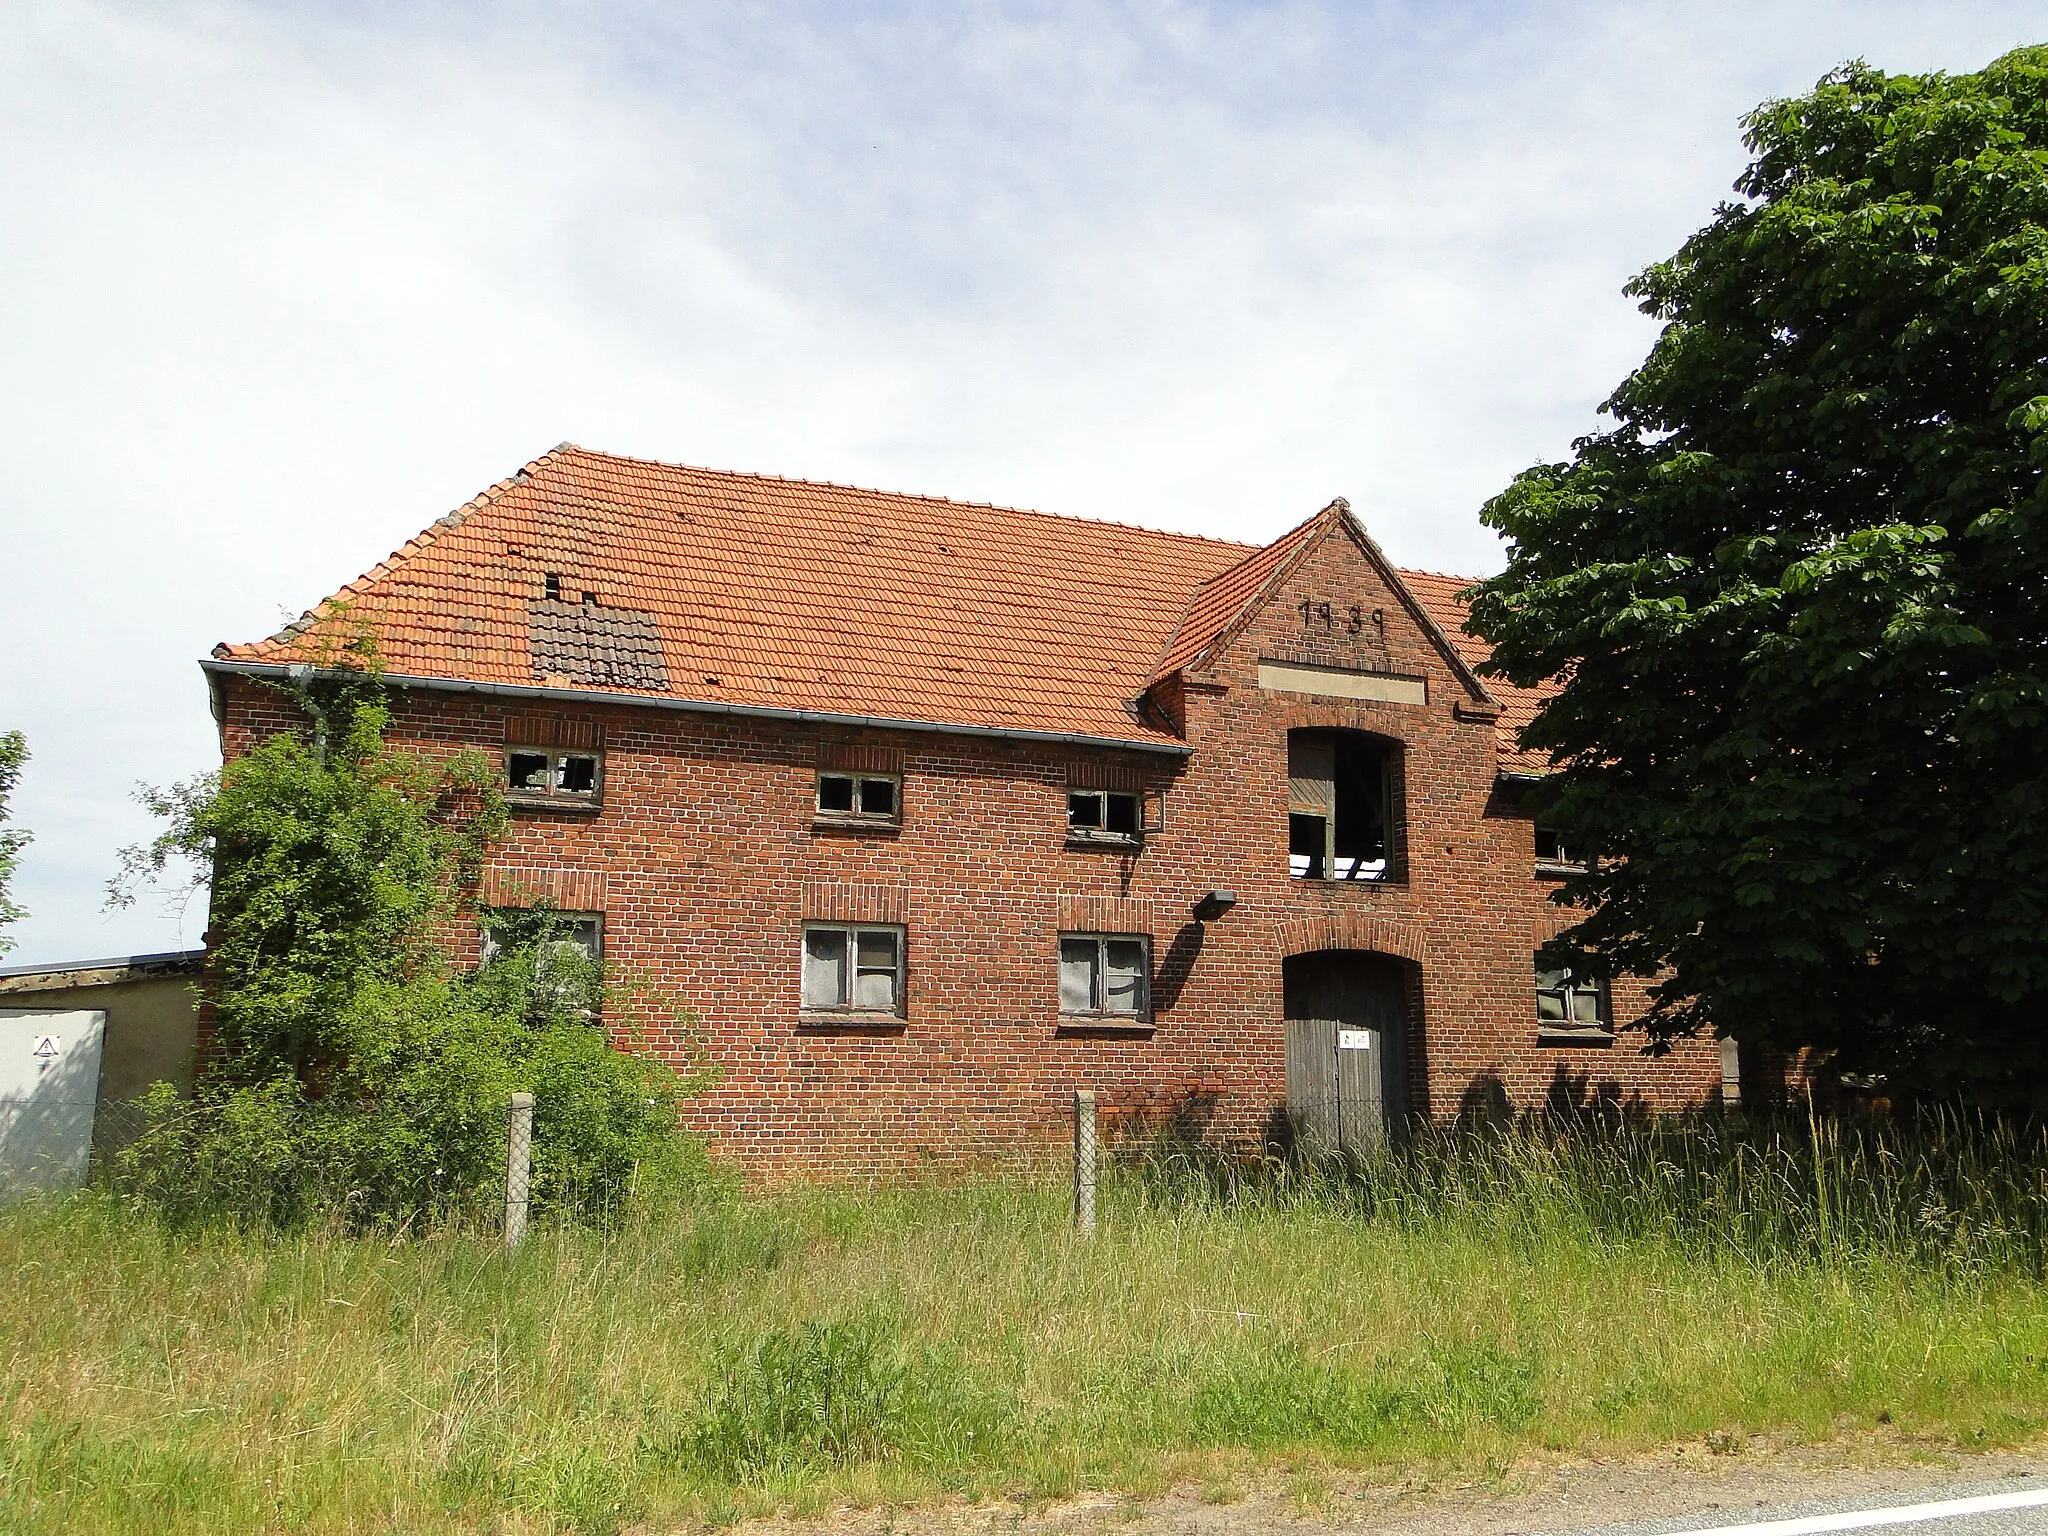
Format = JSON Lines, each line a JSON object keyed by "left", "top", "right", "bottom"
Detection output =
{"left": 1298, "top": 599, "right": 1384, "bottom": 638}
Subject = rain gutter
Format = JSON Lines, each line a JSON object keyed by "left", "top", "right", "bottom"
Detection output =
{"left": 200, "top": 660, "right": 1193, "bottom": 757}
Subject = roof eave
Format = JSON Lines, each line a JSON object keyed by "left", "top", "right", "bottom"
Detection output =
{"left": 201, "top": 659, "right": 1193, "bottom": 758}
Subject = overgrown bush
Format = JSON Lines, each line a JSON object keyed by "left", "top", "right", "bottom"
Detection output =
{"left": 110, "top": 656, "right": 714, "bottom": 1228}
{"left": 0, "top": 728, "right": 29, "bottom": 952}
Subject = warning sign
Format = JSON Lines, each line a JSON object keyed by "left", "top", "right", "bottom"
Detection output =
{"left": 32, "top": 1035, "right": 59, "bottom": 1059}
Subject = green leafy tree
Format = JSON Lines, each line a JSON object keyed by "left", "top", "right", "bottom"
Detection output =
{"left": 112, "top": 665, "right": 712, "bottom": 1224}
{"left": 1466, "top": 48, "right": 2048, "bottom": 1103}
{"left": 0, "top": 730, "right": 27, "bottom": 953}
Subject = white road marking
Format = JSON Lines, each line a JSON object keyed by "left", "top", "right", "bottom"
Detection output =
{"left": 1668, "top": 1486, "right": 2048, "bottom": 1535}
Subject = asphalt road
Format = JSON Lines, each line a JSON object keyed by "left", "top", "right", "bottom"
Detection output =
{"left": 1555, "top": 1475, "right": 2048, "bottom": 1536}
{"left": 714, "top": 1452, "right": 2048, "bottom": 1536}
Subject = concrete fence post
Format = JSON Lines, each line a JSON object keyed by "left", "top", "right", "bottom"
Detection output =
{"left": 1073, "top": 1088, "right": 1097, "bottom": 1238}
{"left": 505, "top": 1091, "right": 535, "bottom": 1250}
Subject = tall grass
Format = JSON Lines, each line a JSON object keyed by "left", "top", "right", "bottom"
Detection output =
{"left": 4, "top": 1113, "right": 2047, "bottom": 1536}
{"left": 1117, "top": 1108, "right": 2048, "bottom": 1272}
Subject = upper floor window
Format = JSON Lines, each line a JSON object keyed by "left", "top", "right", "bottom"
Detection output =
{"left": 1537, "top": 965, "right": 1608, "bottom": 1034}
{"left": 1068, "top": 789, "right": 1140, "bottom": 842}
{"left": 1059, "top": 934, "right": 1150, "bottom": 1020}
{"left": 1288, "top": 729, "right": 1396, "bottom": 881}
{"left": 506, "top": 746, "right": 602, "bottom": 806}
{"left": 803, "top": 923, "right": 904, "bottom": 1015}
{"left": 817, "top": 771, "right": 900, "bottom": 826}
{"left": 1535, "top": 826, "right": 1585, "bottom": 873}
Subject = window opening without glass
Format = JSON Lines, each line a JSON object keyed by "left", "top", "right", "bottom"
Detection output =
{"left": 506, "top": 746, "right": 602, "bottom": 803}
{"left": 1067, "top": 790, "right": 1141, "bottom": 839}
{"left": 1537, "top": 966, "right": 1608, "bottom": 1032}
{"left": 1058, "top": 934, "right": 1150, "bottom": 1019}
{"left": 816, "top": 772, "right": 900, "bottom": 822}
{"left": 802, "top": 924, "right": 904, "bottom": 1014}
{"left": 1535, "top": 826, "right": 1584, "bottom": 871}
{"left": 1288, "top": 731, "right": 1394, "bottom": 880}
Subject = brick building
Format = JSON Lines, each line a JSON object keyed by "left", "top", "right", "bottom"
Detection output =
{"left": 205, "top": 445, "right": 1730, "bottom": 1178}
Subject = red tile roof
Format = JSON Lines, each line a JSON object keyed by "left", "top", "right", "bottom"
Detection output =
{"left": 1400, "top": 568, "right": 1554, "bottom": 774}
{"left": 214, "top": 445, "right": 1553, "bottom": 766}
{"left": 1149, "top": 504, "right": 1333, "bottom": 680}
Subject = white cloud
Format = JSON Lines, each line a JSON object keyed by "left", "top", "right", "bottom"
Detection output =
{"left": 0, "top": 0, "right": 2038, "bottom": 960}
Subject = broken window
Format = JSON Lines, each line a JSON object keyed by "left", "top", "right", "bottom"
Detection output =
{"left": 816, "top": 772, "right": 900, "bottom": 823}
{"left": 1058, "top": 934, "right": 1150, "bottom": 1019}
{"left": 1534, "top": 826, "right": 1584, "bottom": 871}
{"left": 505, "top": 746, "right": 603, "bottom": 805}
{"left": 1287, "top": 730, "right": 1394, "bottom": 880}
{"left": 1536, "top": 966, "right": 1608, "bottom": 1033}
{"left": 1067, "top": 789, "right": 1141, "bottom": 840}
{"left": 803, "top": 924, "right": 904, "bottom": 1014}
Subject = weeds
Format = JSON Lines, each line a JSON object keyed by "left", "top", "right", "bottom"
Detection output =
{"left": 673, "top": 1316, "right": 1010, "bottom": 1479}
{"left": 3, "top": 1113, "right": 2047, "bottom": 1535}
{"left": 1180, "top": 1340, "right": 1541, "bottom": 1450}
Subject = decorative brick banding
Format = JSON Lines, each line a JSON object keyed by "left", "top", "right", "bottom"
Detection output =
{"left": 1056, "top": 895, "right": 1154, "bottom": 935}
{"left": 481, "top": 866, "right": 607, "bottom": 911}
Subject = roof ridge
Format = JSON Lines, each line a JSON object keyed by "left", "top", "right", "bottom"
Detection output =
{"left": 551, "top": 443, "right": 1261, "bottom": 553}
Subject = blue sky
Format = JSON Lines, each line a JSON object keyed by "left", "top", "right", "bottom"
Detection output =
{"left": 1, "top": 0, "right": 2040, "bottom": 964}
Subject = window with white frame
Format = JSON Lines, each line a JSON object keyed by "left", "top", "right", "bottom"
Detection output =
{"left": 479, "top": 908, "right": 604, "bottom": 1018}
{"left": 506, "top": 745, "right": 603, "bottom": 804}
{"left": 816, "top": 771, "right": 900, "bottom": 824}
{"left": 1059, "top": 934, "right": 1150, "bottom": 1020}
{"left": 1536, "top": 965, "right": 1608, "bottom": 1032}
{"left": 802, "top": 924, "right": 905, "bottom": 1015}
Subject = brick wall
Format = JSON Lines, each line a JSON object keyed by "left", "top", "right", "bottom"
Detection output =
{"left": 214, "top": 527, "right": 1724, "bottom": 1179}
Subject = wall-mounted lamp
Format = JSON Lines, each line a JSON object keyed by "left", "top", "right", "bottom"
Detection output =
{"left": 1193, "top": 890, "right": 1238, "bottom": 923}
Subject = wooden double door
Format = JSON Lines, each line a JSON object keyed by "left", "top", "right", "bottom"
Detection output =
{"left": 1283, "top": 951, "right": 1408, "bottom": 1155}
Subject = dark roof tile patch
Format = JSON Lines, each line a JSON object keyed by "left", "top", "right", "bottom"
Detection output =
{"left": 530, "top": 600, "right": 669, "bottom": 691}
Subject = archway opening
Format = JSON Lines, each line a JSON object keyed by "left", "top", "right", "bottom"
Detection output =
{"left": 1287, "top": 729, "right": 1401, "bottom": 881}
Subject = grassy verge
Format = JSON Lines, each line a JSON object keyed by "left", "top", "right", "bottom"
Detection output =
{"left": 5, "top": 1118, "right": 2048, "bottom": 1534}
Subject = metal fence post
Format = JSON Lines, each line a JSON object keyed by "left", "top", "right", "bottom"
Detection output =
{"left": 505, "top": 1091, "right": 534, "bottom": 1250}
{"left": 1073, "top": 1088, "right": 1097, "bottom": 1237}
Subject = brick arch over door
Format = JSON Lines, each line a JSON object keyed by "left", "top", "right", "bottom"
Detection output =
{"left": 1280, "top": 914, "right": 1428, "bottom": 963}
{"left": 1278, "top": 700, "right": 1414, "bottom": 738}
